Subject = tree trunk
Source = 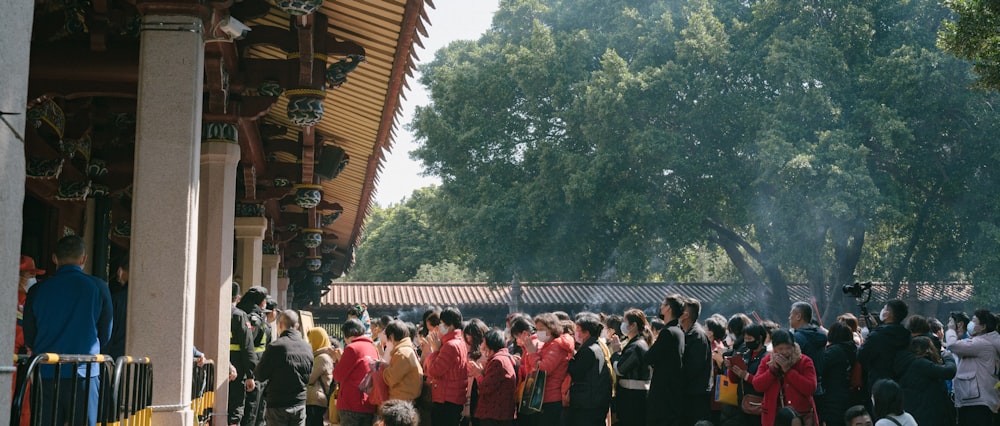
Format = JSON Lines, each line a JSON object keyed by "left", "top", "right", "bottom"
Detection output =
{"left": 704, "top": 218, "right": 789, "bottom": 321}
{"left": 828, "top": 222, "right": 865, "bottom": 324}
{"left": 889, "top": 201, "right": 931, "bottom": 299}
{"left": 710, "top": 235, "right": 771, "bottom": 318}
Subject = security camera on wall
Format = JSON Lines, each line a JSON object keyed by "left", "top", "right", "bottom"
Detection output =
{"left": 219, "top": 17, "right": 250, "bottom": 40}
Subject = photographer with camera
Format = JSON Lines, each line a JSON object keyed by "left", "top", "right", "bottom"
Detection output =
{"left": 858, "top": 300, "right": 911, "bottom": 391}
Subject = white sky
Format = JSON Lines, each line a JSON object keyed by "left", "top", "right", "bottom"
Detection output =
{"left": 372, "top": 0, "right": 500, "bottom": 207}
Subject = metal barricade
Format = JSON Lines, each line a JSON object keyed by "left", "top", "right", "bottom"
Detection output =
{"left": 108, "top": 356, "right": 154, "bottom": 426}
{"left": 11, "top": 353, "right": 116, "bottom": 426}
{"left": 190, "top": 360, "right": 215, "bottom": 426}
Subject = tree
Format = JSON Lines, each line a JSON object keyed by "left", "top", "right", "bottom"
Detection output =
{"left": 939, "top": 0, "right": 1000, "bottom": 91}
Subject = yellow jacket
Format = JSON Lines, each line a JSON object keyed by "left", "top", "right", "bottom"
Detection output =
{"left": 383, "top": 337, "right": 424, "bottom": 401}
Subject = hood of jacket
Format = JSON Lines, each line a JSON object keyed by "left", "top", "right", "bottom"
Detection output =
{"left": 795, "top": 324, "right": 828, "bottom": 349}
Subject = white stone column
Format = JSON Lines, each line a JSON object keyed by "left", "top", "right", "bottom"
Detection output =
{"left": 126, "top": 14, "right": 204, "bottom": 425}
{"left": 277, "top": 277, "right": 290, "bottom": 309}
{"left": 195, "top": 141, "right": 240, "bottom": 421}
{"left": 261, "top": 254, "right": 280, "bottom": 299}
{"left": 0, "top": 0, "right": 32, "bottom": 418}
{"left": 234, "top": 217, "right": 267, "bottom": 289}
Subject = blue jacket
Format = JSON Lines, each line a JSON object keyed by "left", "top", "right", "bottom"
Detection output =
{"left": 23, "top": 264, "right": 114, "bottom": 377}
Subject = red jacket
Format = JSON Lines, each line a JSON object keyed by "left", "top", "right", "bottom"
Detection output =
{"left": 426, "top": 329, "right": 469, "bottom": 405}
{"left": 522, "top": 333, "right": 573, "bottom": 403}
{"left": 332, "top": 336, "right": 378, "bottom": 414}
{"left": 475, "top": 348, "right": 517, "bottom": 420}
{"left": 751, "top": 353, "right": 818, "bottom": 426}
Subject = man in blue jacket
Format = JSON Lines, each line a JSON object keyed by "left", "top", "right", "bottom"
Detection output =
{"left": 23, "top": 235, "right": 113, "bottom": 426}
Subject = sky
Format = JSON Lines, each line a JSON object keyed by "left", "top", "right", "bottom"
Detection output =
{"left": 372, "top": 0, "right": 500, "bottom": 207}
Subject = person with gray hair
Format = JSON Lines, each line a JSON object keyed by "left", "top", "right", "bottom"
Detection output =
{"left": 377, "top": 399, "right": 419, "bottom": 426}
{"left": 255, "top": 310, "right": 314, "bottom": 425}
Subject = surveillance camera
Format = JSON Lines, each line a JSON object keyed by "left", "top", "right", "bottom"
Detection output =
{"left": 219, "top": 17, "right": 250, "bottom": 40}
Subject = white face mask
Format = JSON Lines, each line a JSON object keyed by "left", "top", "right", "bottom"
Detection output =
{"left": 25, "top": 277, "right": 37, "bottom": 290}
{"left": 968, "top": 321, "right": 978, "bottom": 336}
{"left": 879, "top": 308, "right": 889, "bottom": 322}
{"left": 620, "top": 322, "right": 630, "bottom": 335}
{"left": 504, "top": 327, "right": 511, "bottom": 340}
{"left": 438, "top": 325, "right": 448, "bottom": 336}
{"left": 536, "top": 330, "right": 550, "bottom": 343}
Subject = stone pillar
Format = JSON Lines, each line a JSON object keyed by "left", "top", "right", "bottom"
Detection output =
{"left": 194, "top": 140, "right": 240, "bottom": 421}
{"left": 126, "top": 14, "right": 204, "bottom": 425}
{"left": 277, "top": 277, "right": 290, "bottom": 309}
{"left": 261, "top": 254, "right": 280, "bottom": 299}
{"left": 234, "top": 217, "right": 267, "bottom": 289}
{"left": 0, "top": 0, "right": 32, "bottom": 418}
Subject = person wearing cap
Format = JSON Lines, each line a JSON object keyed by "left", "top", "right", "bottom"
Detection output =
{"left": 237, "top": 286, "right": 271, "bottom": 426}
{"left": 230, "top": 282, "right": 257, "bottom": 426}
{"left": 16, "top": 255, "right": 45, "bottom": 355}
{"left": 23, "top": 235, "right": 113, "bottom": 426}
{"left": 265, "top": 297, "right": 279, "bottom": 341}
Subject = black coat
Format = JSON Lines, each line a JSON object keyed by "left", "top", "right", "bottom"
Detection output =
{"left": 644, "top": 319, "right": 685, "bottom": 425}
{"left": 255, "top": 329, "right": 314, "bottom": 408}
{"left": 568, "top": 336, "right": 613, "bottom": 409}
{"left": 682, "top": 322, "right": 714, "bottom": 395}
{"left": 896, "top": 351, "right": 957, "bottom": 426}
{"left": 617, "top": 336, "right": 651, "bottom": 381}
{"left": 858, "top": 323, "right": 910, "bottom": 389}
{"left": 818, "top": 341, "right": 856, "bottom": 426}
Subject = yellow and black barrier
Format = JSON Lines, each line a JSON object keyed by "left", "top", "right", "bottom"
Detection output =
{"left": 190, "top": 360, "right": 215, "bottom": 426}
{"left": 11, "top": 353, "right": 116, "bottom": 426}
{"left": 107, "top": 356, "right": 153, "bottom": 426}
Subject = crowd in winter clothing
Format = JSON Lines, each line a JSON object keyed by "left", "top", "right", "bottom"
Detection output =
{"left": 232, "top": 295, "right": 1000, "bottom": 426}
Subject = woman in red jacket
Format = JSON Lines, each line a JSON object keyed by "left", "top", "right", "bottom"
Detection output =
{"left": 474, "top": 329, "right": 518, "bottom": 426}
{"left": 331, "top": 318, "right": 379, "bottom": 426}
{"left": 425, "top": 307, "right": 470, "bottom": 425}
{"left": 752, "top": 329, "right": 818, "bottom": 426}
{"left": 519, "top": 312, "right": 574, "bottom": 426}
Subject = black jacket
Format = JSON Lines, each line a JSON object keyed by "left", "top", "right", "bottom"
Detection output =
{"left": 230, "top": 305, "right": 255, "bottom": 380}
{"left": 568, "top": 336, "right": 613, "bottom": 409}
{"left": 255, "top": 329, "right": 314, "bottom": 408}
{"left": 616, "top": 336, "right": 650, "bottom": 382}
{"left": 108, "top": 282, "right": 128, "bottom": 359}
{"left": 682, "top": 322, "right": 713, "bottom": 395}
{"left": 794, "top": 324, "right": 828, "bottom": 386}
{"left": 858, "top": 323, "right": 910, "bottom": 389}
{"left": 644, "top": 319, "right": 685, "bottom": 425}
{"left": 818, "top": 341, "right": 856, "bottom": 426}
{"left": 895, "top": 350, "right": 956, "bottom": 426}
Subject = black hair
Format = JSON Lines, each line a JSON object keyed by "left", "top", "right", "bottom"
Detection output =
{"left": 575, "top": 312, "right": 603, "bottom": 337}
{"left": 54, "top": 235, "right": 86, "bottom": 262}
{"left": 950, "top": 311, "right": 971, "bottom": 328}
{"left": 422, "top": 307, "right": 441, "bottom": 327}
{"left": 464, "top": 318, "right": 488, "bottom": 359}
{"left": 377, "top": 315, "right": 393, "bottom": 329}
{"left": 728, "top": 314, "right": 751, "bottom": 336}
{"left": 484, "top": 329, "right": 505, "bottom": 352}
{"left": 705, "top": 315, "right": 727, "bottom": 342}
{"left": 511, "top": 316, "right": 534, "bottom": 336}
{"left": 232, "top": 282, "right": 242, "bottom": 302}
{"left": 906, "top": 315, "right": 930, "bottom": 335}
{"left": 342, "top": 318, "right": 365, "bottom": 339}
{"left": 844, "top": 405, "right": 870, "bottom": 425}
{"left": 440, "top": 307, "right": 463, "bottom": 328}
{"left": 974, "top": 309, "right": 998, "bottom": 333}
{"left": 928, "top": 317, "right": 944, "bottom": 335}
{"left": 792, "top": 301, "right": 813, "bottom": 323}
{"left": 662, "top": 294, "right": 685, "bottom": 320}
{"left": 886, "top": 300, "right": 909, "bottom": 323}
{"left": 385, "top": 319, "right": 409, "bottom": 342}
{"left": 606, "top": 314, "right": 623, "bottom": 338}
{"left": 827, "top": 322, "right": 854, "bottom": 345}
{"left": 649, "top": 318, "right": 665, "bottom": 331}
{"left": 743, "top": 323, "right": 767, "bottom": 344}
{"left": 684, "top": 297, "right": 702, "bottom": 321}
{"left": 872, "top": 379, "right": 904, "bottom": 419}
{"left": 771, "top": 329, "right": 794, "bottom": 347}
{"left": 406, "top": 322, "right": 419, "bottom": 340}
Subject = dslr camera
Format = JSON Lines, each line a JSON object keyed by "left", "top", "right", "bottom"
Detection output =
{"left": 842, "top": 281, "right": 872, "bottom": 298}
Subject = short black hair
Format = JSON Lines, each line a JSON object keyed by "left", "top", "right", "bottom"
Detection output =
{"left": 54, "top": 235, "right": 86, "bottom": 262}
{"left": 385, "top": 320, "right": 409, "bottom": 342}
{"left": 771, "top": 329, "right": 794, "bottom": 347}
{"left": 974, "top": 309, "right": 998, "bottom": 333}
{"left": 662, "top": 294, "right": 685, "bottom": 319}
{"left": 827, "top": 322, "right": 853, "bottom": 345}
{"left": 379, "top": 399, "right": 419, "bottom": 426}
{"left": 886, "top": 300, "right": 908, "bottom": 322}
{"left": 606, "top": 314, "right": 623, "bottom": 337}
{"left": 792, "top": 301, "right": 813, "bottom": 323}
{"left": 872, "top": 379, "right": 904, "bottom": 419}
{"left": 650, "top": 318, "right": 665, "bottom": 331}
{"left": 743, "top": 323, "right": 767, "bottom": 343}
{"left": 704, "top": 316, "right": 727, "bottom": 341}
{"left": 440, "top": 307, "right": 463, "bottom": 328}
{"left": 728, "top": 314, "right": 751, "bottom": 336}
{"left": 422, "top": 308, "right": 441, "bottom": 327}
{"left": 342, "top": 318, "right": 365, "bottom": 338}
{"left": 511, "top": 316, "right": 534, "bottom": 336}
{"left": 484, "top": 329, "right": 505, "bottom": 352}
{"left": 951, "top": 311, "right": 970, "bottom": 327}
{"left": 575, "top": 312, "right": 603, "bottom": 337}
{"left": 844, "top": 405, "right": 870, "bottom": 425}
{"left": 684, "top": 297, "right": 702, "bottom": 321}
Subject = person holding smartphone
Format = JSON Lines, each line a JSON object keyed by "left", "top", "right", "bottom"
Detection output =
{"left": 722, "top": 323, "right": 769, "bottom": 425}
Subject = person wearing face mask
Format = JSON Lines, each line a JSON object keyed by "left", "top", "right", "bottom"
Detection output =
{"left": 382, "top": 320, "right": 424, "bottom": 402}
{"left": 567, "top": 312, "right": 614, "bottom": 425}
{"left": 724, "top": 323, "right": 769, "bottom": 426}
{"left": 858, "top": 300, "right": 911, "bottom": 392}
{"left": 751, "top": 329, "right": 818, "bottom": 426}
{"left": 948, "top": 309, "right": 1000, "bottom": 426}
{"left": 946, "top": 311, "right": 971, "bottom": 347}
{"left": 611, "top": 309, "right": 651, "bottom": 426}
{"left": 473, "top": 329, "right": 517, "bottom": 425}
{"left": 425, "top": 307, "right": 470, "bottom": 425}
{"left": 519, "top": 312, "right": 573, "bottom": 426}
{"left": 643, "top": 294, "right": 686, "bottom": 426}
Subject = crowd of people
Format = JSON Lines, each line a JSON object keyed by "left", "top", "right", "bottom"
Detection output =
{"left": 225, "top": 293, "right": 1000, "bottom": 426}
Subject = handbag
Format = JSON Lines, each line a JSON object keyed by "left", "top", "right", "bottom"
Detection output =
{"left": 518, "top": 368, "right": 546, "bottom": 415}
{"left": 368, "top": 363, "right": 390, "bottom": 406}
{"left": 741, "top": 394, "right": 763, "bottom": 415}
{"left": 327, "top": 382, "right": 340, "bottom": 424}
{"left": 714, "top": 374, "right": 739, "bottom": 406}
{"left": 778, "top": 381, "right": 815, "bottom": 426}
